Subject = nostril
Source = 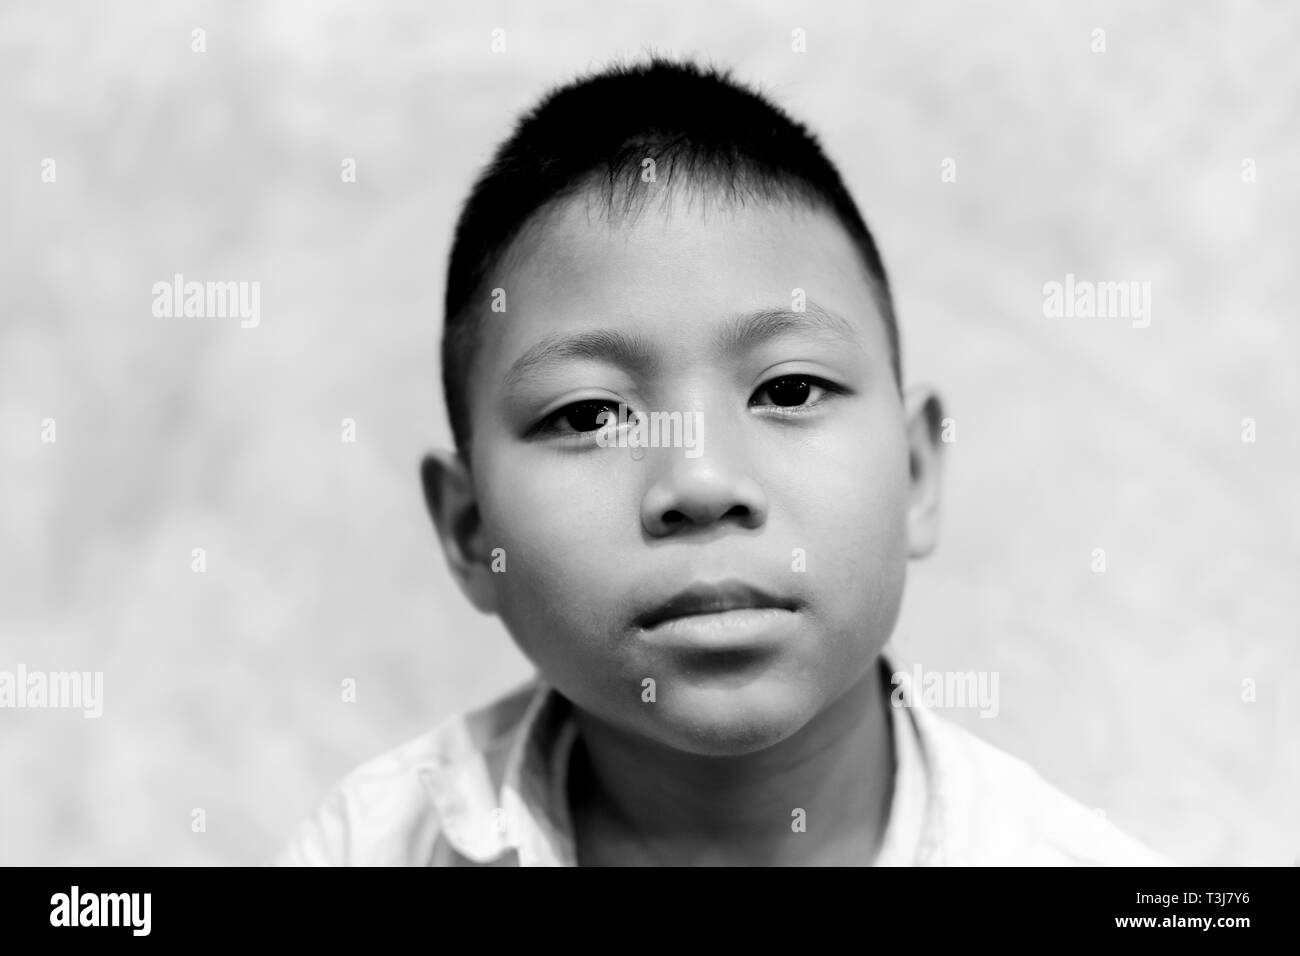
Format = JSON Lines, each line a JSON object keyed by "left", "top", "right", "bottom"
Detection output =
{"left": 660, "top": 503, "right": 753, "bottom": 529}
{"left": 643, "top": 473, "right": 768, "bottom": 537}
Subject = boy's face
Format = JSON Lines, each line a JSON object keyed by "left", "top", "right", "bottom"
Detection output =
{"left": 425, "top": 191, "right": 943, "bottom": 757}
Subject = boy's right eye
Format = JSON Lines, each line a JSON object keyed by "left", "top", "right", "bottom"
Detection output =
{"left": 536, "top": 400, "right": 623, "bottom": 437}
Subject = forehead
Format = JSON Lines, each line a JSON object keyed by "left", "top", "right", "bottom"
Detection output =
{"left": 475, "top": 191, "right": 889, "bottom": 382}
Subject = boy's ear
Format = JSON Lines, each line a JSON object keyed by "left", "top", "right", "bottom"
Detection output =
{"left": 903, "top": 385, "right": 946, "bottom": 559}
{"left": 419, "top": 449, "right": 500, "bottom": 616}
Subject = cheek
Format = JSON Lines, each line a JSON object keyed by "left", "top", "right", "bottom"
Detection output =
{"left": 780, "top": 421, "right": 911, "bottom": 619}
{"left": 474, "top": 454, "right": 630, "bottom": 649}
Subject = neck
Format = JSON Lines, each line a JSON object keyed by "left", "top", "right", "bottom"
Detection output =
{"left": 567, "top": 661, "right": 895, "bottom": 865}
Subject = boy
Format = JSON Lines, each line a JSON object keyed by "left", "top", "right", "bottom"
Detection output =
{"left": 277, "top": 58, "right": 1166, "bottom": 866}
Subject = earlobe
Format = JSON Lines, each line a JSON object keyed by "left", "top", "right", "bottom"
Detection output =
{"left": 419, "top": 450, "right": 500, "bottom": 616}
{"left": 903, "top": 385, "right": 946, "bottom": 560}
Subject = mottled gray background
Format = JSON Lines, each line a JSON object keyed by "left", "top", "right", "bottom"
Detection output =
{"left": 1, "top": 0, "right": 1296, "bottom": 865}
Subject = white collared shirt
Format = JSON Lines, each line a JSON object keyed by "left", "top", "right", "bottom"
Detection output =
{"left": 275, "top": 660, "right": 1168, "bottom": 866}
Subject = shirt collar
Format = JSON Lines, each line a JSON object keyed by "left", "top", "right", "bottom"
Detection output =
{"left": 418, "top": 682, "right": 578, "bottom": 866}
{"left": 422, "top": 653, "right": 935, "bottom": 866}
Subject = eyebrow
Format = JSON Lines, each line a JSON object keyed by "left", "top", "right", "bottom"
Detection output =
{"left": 503, "top": 327, "right": 660, "bottom": 393}
{"left": 502, "top": 300, "right": 862, "bottom": 391}
{"left": 712, "top": 302, "right": 861, "bottom": 354}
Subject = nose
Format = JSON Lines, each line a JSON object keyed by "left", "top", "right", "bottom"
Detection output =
{"left": 640, "top": 425, "right": 768, "bottom": 537}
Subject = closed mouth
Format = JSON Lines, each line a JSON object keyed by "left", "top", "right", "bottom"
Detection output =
{"left": 635, "top": 580, "right": 799, "bottom": 630}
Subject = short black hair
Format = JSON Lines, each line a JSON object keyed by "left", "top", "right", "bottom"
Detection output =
{"left": 441, "top": 56, "right": 900, "bottom": 457}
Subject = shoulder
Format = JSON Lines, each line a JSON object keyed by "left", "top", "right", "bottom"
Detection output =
{"left": 273, "top": 680, "right": 540, "bottom": 866}
{"left": 913, "top": 707, "right": 1172, "bottom": 866}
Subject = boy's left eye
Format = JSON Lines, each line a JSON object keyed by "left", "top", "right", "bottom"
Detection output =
{"left": 750, "top": 374, "right": 839, "bottom": 411}
{"left": 536, "top": 399, "right": 623, "bottom": 436}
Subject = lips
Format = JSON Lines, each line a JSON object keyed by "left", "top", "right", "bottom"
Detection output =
{"left": 635, "top": 579, "right": 799, "bottom": 630}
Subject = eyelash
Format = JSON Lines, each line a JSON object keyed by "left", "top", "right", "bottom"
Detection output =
{"left": 533, "top": 374, "right": 846, "bottom": 437}
{"left": 750, "top": 374, "right": 845, "bottom": 417}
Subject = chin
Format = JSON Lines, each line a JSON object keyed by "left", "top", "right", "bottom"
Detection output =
{"left": 647, "top": 679, "right": 819, "bottom": 757}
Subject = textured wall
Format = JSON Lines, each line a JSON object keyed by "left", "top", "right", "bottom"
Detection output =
{"left": 1, "top": 0, "right": 1296, "bottom": 865}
